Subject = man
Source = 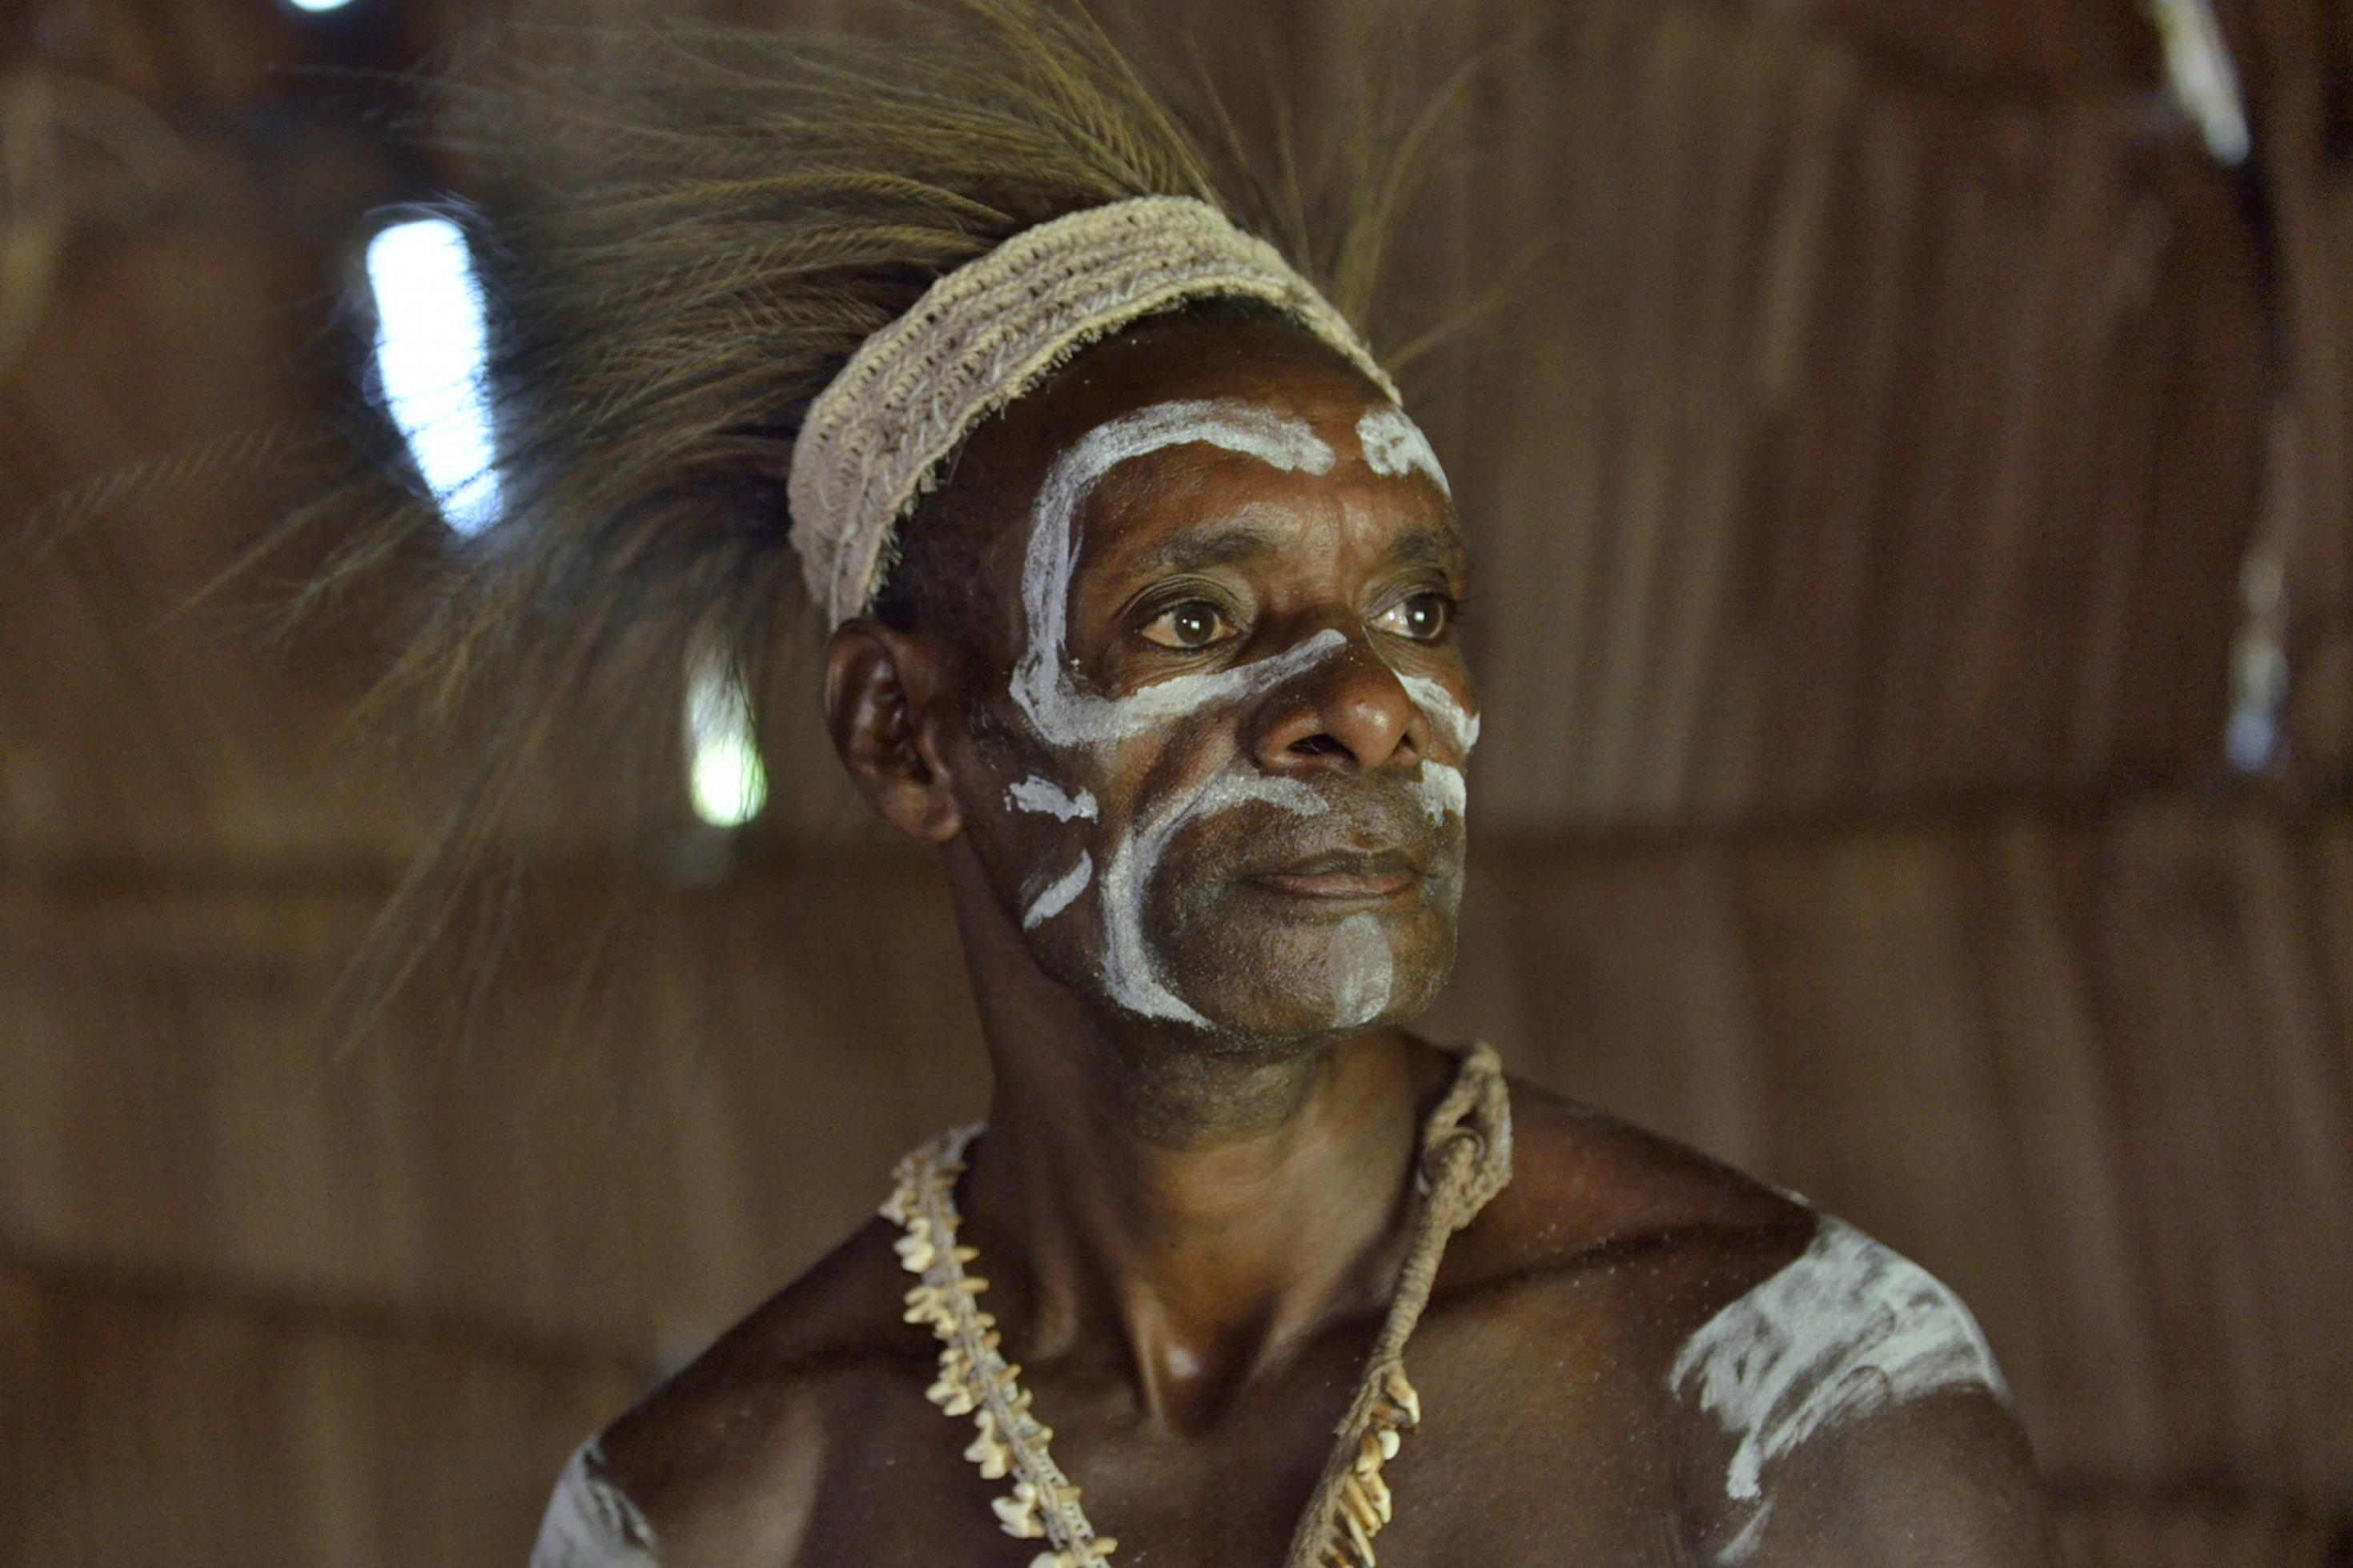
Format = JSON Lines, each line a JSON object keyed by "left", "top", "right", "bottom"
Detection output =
{"left": 467, "top": 8, "right": 2058, "bottom": 1563}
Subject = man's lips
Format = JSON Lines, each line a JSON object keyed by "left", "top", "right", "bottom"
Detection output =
{"left": 1245, "top": 848, "right": 1423, "bottom": 900}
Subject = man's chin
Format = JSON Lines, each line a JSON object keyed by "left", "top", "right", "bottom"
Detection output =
{"left": 1143, "top": 907, "right": 1456, "bottom": 1045}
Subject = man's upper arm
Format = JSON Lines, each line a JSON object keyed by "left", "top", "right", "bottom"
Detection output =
{"left": 529, "top": 1439, "right": 663, "bottom": 1568}
{"left": 1668, "top": 1213, "right": 2059, "bottom": 1565}
{"left": 1726, "top": 1386, "right": 2060, "bottom": 1565}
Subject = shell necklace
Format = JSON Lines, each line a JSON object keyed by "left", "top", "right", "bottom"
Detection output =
{"left": 880, "top": 1044, "right": 1512, "bottom": 1568}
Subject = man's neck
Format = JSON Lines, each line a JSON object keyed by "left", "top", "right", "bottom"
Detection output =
{"left": 949, "top": 892, "right": 1434, "bottom": 1429}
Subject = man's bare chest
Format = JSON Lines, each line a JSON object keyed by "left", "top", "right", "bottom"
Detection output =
{"left": 785, "top": 1315, "right": 1697, "bottom": 1566}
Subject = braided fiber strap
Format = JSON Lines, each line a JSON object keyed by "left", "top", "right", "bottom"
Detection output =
{"left": 1283, "top": 1042, "right": 1513, "bottom": 1568}
{"left": 787, "top": 195, "right": 1399, "bottom": 627}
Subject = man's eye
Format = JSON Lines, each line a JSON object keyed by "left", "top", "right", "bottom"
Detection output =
{"left": 1140, "top": 600, "right": 1235, "bottom": 650}
{"left": 1374, "top": 593, "right": 1451, "bottom": 642}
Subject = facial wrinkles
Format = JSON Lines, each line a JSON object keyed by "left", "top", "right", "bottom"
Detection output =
{"left": 1098, "top": 768, "right": 1327, "bottom": 1025}
{"left": 1668, "top": 1215, "right": 2009, "bottom": 1558}
{"left": 1355, "top": 404, "right": 1452, "bottom": 498}
{"left": 1010, "top": 398, "right": 1341, "bottom": 752}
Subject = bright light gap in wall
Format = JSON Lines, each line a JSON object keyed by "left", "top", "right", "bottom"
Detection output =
{"left": 687, "top": 645, "right": 769, "bottom": 829}
{"left": 2143, "top": 0, "right": 2252, "bottom": 164}
{"left": 364, "top": 216, "right": 503, "bottom": 538}
{"left": 2226, "top": 550, "right": 2288, "bottom": 774}
{"left": 285, "top": 0, "right": 358, "bottom": 14}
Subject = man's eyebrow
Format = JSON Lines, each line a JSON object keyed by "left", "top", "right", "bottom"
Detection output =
{"left": 1123, "top": 520, "right": 1287, "bottom": 577}
{"left": 1118, "top": 521, "right": 1472, "bottom": 580}
{"left": 1110, "top": 523, "right": 1459, "bottom": 585}
{"left": 1384, "top": 525, "right": 1472, "bottom": 576}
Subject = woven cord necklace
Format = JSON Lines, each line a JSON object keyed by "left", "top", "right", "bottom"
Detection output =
{"left": 880, "top": 1044, "right": 1513, "bottom": 1568}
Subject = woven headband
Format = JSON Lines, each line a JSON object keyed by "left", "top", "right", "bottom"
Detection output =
{"left": 786, "top": 194, "right": 1399, "bottom": 628}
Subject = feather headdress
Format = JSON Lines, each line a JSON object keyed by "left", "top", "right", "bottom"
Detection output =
{"left": 158, "top": 0, "right": 1435, "bottom": 1038}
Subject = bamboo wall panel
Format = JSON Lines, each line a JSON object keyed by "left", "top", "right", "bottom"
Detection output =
{"left": 1408, "top": 0, "right": 2265, "bottom": 828}
{"left": 0, "top": 1257, "right": 638, "bottom": 1566}
{"left": 3, "top": 799, "right": 2345, "bottom": 1538}
{"left": 2242, "top": 0, "right": 2353, "bottom": 777}
{"left": 2055, "top": 1491, "right": 2340, "bottom": 1566}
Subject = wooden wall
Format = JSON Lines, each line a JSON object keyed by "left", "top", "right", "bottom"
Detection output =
{"left": 2, "top": 0, "right": 2347, "bottom": 1562}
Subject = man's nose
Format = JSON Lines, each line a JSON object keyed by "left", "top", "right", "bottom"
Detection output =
{"left": 1247, "top": 632, "right": 1420, "bottom": 773}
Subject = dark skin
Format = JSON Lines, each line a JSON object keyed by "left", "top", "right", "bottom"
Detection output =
{"left": 592, "top": 313, "right": 2062, "bottom": 1565}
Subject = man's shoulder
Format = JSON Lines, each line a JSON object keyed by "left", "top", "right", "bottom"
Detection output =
{"left": 1433, "top": 1070, "right": 1998, "bottom": 1420}
{"left": 1449, "top": 1067, "right": 2050, "bottom": 1561}
{"left": 1443, "top": 1070, "right": 1817, "bottom": 1317}
{"left": 581, "top": 1217, "right": 920, "bottom": 1562}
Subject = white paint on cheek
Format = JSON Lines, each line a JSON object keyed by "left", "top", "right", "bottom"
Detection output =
{"left": 1010, "top": 399, "right": 1339, "bottom": 750}
{"left": 1098, "top": 770, "right": 1327, "bottom": 1025}
{"left": 1413, "top": 760, "right": 1468, "bottom": 824}
{"left": 998, "top": 396, "right": 1365, "bottom": 1027}
{"left": 1006, "top": 774, "right": 1097, "bottom": 821}
{"left": 1668, "top": 1216, "right": 2009, "bottom": 1515}
{"left": 1326, "top": 912, "right": 1393, "bottom": 1029}
{"left": 1022, "top": 852, "right": 1094, "bottom": 931}
{"left": 1355, "top": 403, "right": 1452, "bottom": 498}
{"left": 1396, "top": 672, "right": 1480, "bottom": 758}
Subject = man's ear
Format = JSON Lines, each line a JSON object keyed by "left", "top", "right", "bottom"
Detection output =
{"left": 821, "top": 620, "right": 966, "bottom": 844}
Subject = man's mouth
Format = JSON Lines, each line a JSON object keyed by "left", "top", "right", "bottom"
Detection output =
{"left": 1245, "top": 848, "right": 1423, "bottom": 900}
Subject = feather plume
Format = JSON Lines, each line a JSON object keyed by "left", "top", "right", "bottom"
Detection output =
{"left": 41, "top": 0, "right": 1443, "bottom": 1046}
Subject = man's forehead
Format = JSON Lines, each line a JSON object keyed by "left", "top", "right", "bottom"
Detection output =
{"left": 944, "top": 311, "right": 1461, "bottom": 644}
{"left": 1066, "top": 406, "right": 1464, "bottom": 576}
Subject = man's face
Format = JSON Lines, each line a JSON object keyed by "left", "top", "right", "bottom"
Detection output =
{"left": 935, "top": 312, "right": 1477, "bottom": 1047}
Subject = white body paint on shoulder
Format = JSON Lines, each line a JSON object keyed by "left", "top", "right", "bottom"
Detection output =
{"left": 1007, "top": 774, "right": 1097, "bottom": 821}
{"left": 1669, "top": 1214, "right": 2008, "bottom": 1555}
{"left": 1022, "top": 851, "right": 1094, "bottom": 930}
{"left": 1355, "top": 404, "right": 1452, "bottom": 497}
{"left": 1011, "top": 399, "right": 1339, "bottom": 751}
{"left": 530, "top": 1440, "right": 661, "bottom": 1567}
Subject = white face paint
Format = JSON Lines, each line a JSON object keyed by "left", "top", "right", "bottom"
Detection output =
{"left": 1326, "top": 912, "right": 1394, "bottom": 1028}
{"left": 1411, "top": 760, "right": 1467, "bottom": 825}
{"left": 1395, "top": 672, "right": 1480, "bottom": 758}
{"left": 1097, "top": 769, "right": 1327, "bottom": 1024}
{"left": 1010, "top": 399, "right": 1339, "bottom": 751}
{"left": 1022, "top": 852, "right": 1094, "bottom": 931}
{"left": 1668, "top": 1216, "right": 2010, "bottom": 1558}
{"left": 1000, "top": 397, "right": 1364, "bottom": 1024}
{"left": 1364, "top": 408, "right": 1477, "bottom": 779}
{"left": 998, "top": 396, "right": 1470, "bottom": 1030}
{"left": 1006, "top": 774, "right": 1097, "bottom": 821}
{"left": 1355, "top": 404, "right": 1451, "bottom": 498}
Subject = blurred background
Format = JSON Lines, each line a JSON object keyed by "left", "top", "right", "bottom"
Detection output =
{"left": 2, "top": 0, "right": 2348, "bottom": 1562}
